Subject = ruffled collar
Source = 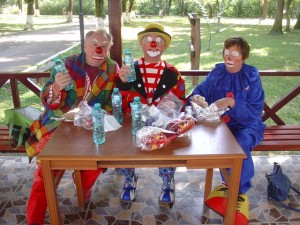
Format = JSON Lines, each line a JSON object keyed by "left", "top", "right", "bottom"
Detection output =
{"left": 209, "top": 63, "right": 259, "bottom": 92}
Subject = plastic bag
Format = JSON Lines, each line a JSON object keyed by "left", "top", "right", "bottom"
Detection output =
{"left": 136, "top": 126, "right": 177, "bottom": 151}
{"left": 73, "top": 101, "right": 93, "bottom": 130}
{"left": 190, "top": 102, "right": 228, "bottom": 121}
{"left": 157, "top": 92, "right": 183, "bottom": 119}
{"left": 4, "top": 106, "right": 42, "bottom": 149}
{"left": 136, "top": 115, "right": 195, "bottom": 151}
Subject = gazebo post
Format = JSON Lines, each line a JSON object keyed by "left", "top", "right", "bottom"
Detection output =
{"left": 108, "top": 0, "right": 123, "bottom": 67}
{"left": 79, "top": 0, "right": 84, "bottom": 52}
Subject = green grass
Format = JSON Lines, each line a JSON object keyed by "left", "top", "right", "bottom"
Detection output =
{"left": 1, "top": 15, "right": 299, "bottom": 125}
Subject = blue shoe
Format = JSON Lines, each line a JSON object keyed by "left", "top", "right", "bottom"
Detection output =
{"left": 159, "top": 188, "right": 175, "bottom": 203}
{"left": 120, "top": 173, "right": 138, "bottom": 202}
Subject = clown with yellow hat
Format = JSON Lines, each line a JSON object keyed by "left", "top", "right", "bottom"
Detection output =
{"left": 116, "top": 23, "right": 186, "bottom": 204}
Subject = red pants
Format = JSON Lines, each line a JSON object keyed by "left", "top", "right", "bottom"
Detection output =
{"left": 27, "top": 164, "right": 102, "bottom": 225}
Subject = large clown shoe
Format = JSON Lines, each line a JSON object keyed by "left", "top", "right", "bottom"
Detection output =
{"left": 205, "top": 185, "right": 228, "bottom": 216}
{"left": 234, "top": 194, "right": 249, "bottom": 225}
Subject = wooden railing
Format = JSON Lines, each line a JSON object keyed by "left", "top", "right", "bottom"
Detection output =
{"left": 1, "top": 70, "right": 299, "bottom": 125}
{"left": 0, "top": 72, "right": 50, "bottom": 108}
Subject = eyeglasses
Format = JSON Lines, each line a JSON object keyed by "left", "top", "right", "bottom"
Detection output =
{"left": 224, "top": 49, "right": 240, "bottom": 57}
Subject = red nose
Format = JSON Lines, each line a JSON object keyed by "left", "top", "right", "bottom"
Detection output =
{"left": 95, "top": 47, "right": 102, "bottom": 54}
{"left": 150, "top": 41, "right": 157, "bottom": 48}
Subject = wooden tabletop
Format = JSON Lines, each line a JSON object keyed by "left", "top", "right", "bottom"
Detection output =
{"left": 38, "top": 117, "right": 245, "bottom": 166}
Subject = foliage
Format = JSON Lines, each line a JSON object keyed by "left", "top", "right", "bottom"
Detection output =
{"left": 38, "top": 0, "right": 108, "bottom": 16}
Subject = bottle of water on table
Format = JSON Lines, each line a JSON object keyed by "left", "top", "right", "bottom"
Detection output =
{"left": 92, "top": 103, "right": 105, "bottom": 144}
{"left": 112, "top": 87, "right": 123, "bottom": 124}
{"left": 130, "top": 96, "right": 143, "bottom": 135}
{"left": 123, "top": 49, "right": 136, "bottom": 82}
{"left": 53, "top": 56, "right": 73, "bottom": 91}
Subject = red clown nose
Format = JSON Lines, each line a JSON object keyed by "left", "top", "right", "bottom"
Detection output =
{"left": 95, "top": 47, "right": 102, "bottom": 54}
{"left": 150, "top": 41, "right": 157, "bottom": 48}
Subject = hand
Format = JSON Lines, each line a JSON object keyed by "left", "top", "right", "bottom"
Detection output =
{"left": 118, "top": 65, "right": 131, "bottom": 83}
{"left": 214, "top": 97, "right": 235, "bottom": 110}
{"left": 190, "top": 95, "right": 208, "bottom": 108}
{"left": 53, "top": 72, "right": 71, "bottom": 91}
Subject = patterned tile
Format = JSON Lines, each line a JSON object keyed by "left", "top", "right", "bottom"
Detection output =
{"left": 0, "top": 154, "right": 300, "bottom": 224}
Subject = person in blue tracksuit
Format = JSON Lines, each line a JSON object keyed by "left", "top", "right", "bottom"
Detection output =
{"left": 188, "top": 37, "right": 265, "bottom": 225}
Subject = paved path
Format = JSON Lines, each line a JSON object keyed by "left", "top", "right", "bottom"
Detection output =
{"left": 0, "top": 17, "right": 97, "bottom": 72}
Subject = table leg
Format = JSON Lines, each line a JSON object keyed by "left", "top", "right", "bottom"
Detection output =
{"left": 41, "top": 160, "right": 62, "bottom": 225}
{"left": 204, "top": 168, "right": 213, "bottom": 200}
{"left": 73, "top": 170, "right": 85, "bottom": 207}
{"left": 223, "top": 159, "right": 243, "bottom": 225}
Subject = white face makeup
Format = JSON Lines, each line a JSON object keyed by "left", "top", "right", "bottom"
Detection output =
{"left": 224, "top": 49, "right": 240, "bottom": 57}
{"left": 84, "top": 33, "right": 110, "bottom": 67}
{"left": 223, "top": 46, "right": 244, "bottom": 73}
{"left": 141, "top": 34, "right": 166, "bottom": 62}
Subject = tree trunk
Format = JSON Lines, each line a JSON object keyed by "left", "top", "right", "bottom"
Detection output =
{"left": 67, "top": 0, "right": 73, "bottom": 22}
{"left": 25, "top": 0, "right": 34, "bottom": 30}
{"left": 285, "top": 0, "right": 292, "bottom": 31}
{"left": 269, "top": 0, "right": 284, "bottom": 35}
{"left": 95, "top": 0, "right": 105, "bottom": 27}
{"left": 207, "top": 4, "right": 213, "bottom": 18}
{"left": 35, "top": 0, "right": 40, "bottom": 17}
{"left": 180, "top": 0, "right": 184, "bottom": 17}
{"left": 18, "top": 0, "right": 23, "bottom": 15}
{"left": 294, "top": 13, "right": 300, "bottom": 29}
{"left": 262, "top": 0, "right": 268, "bottom": 19}
{"left": 159, "top": 0, "right": 165, "bottom": 16}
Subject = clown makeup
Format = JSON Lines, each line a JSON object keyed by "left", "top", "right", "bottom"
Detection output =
{"left": 223, "top": 46, "right": 244, "bottom": 73}
{"left": 141, "top": 35, "right": 166, "bottom": 62}
{"left": 84, "top": 32, "right": 110, "bottom": 67}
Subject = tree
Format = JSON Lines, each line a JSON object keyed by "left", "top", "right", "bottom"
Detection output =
{"left": 66, "top": 0, "right": 73, "bottom": 22}
{"left": 262, "top": 0, "right": 268, "bottom": 19}
{"left": 285, "top": 0, "right": 293, "bottom": 31}
{"left": 24, "top": 0, "right": 34, "bottom": 30}
{"left": 294, "top": 12, "right": 300, "bottom": 29}
{"left": 35, "top": 0, "right": 40, "bottom": 17}
{"left": 158, "top": 0, "right": 166, "bottom": 16}
{"left": 95, "top": 0, "right": 105, "bottom": 28}
{"left": 269, "top": 0, "right": 284, "bottom": 35}
{"left": 128, "top": 0, "right": 136, "bottom": 18}
{"left": 17, "top": 0, "right": 23, "bottom": 15}
{"left": 180, "top": 0, "right": 184, "bottom": 16}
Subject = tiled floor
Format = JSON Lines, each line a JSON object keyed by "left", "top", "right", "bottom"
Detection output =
{"left": 0, "top": 154, "right": 300, "bottom": 225}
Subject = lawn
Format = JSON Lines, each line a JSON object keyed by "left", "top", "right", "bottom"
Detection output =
{"left": 1, "top": 15, "right": 299, "bottom": 125}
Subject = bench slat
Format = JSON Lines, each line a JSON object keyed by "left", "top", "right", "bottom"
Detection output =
{"left": 265, "top": 125, "right": 300, "bottom": 130}
{"left": 264, "top": 130, "right": 300, "bottom": 135}
{"left": 254, "top": 140, "right": 300, "bottom": 151}
{"left": 263, "top": 134, "right": 300, "bottom": 140}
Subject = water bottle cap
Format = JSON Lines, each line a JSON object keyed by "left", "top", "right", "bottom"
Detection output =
{"left": 124, "top": 49, "right": 131, "bottom": 54}
{"left": 53, "top": 56, "right": 60, "bottom": 62}
{"left": 133, "top": 96, "right": 140, "bottom": 101}
{"left": 113, "top": 87, "right": 119, "bottom": 92}
{"left": 94, "top": 103, "right": 101, "bottom": 109}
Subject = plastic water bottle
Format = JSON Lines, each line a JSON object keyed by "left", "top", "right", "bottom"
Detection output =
{"left": 111, "top": 87, "right": 123, "bottom": 124}
{"left": 92, "top": 103, "right": 105, "bottom": 144}
{"left": 123, "top": 49, "right": 136, "bottom": 82}
{"left": 53, "top": 57, "right": 73, "bottom": 91}
{"left": 130, "top": 96, "right": 143, "bottom": 135}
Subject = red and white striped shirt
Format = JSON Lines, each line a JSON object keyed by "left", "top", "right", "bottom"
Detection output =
{"left": 138, "top": 58, "right": 165, "bottom": 104}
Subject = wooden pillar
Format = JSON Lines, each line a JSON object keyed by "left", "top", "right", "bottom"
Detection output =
{"left": 108, "top": 0, "right": 122, "bottom": 67}
{"left": 188, "top": 13, "right": 201, "bottom": 85}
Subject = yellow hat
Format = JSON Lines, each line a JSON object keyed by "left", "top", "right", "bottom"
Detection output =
{"left": 137, "top": 23, "right": 171, "bottom": 49}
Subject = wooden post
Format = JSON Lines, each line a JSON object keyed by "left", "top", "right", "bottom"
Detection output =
{"left": 188, "top": 13, "right": 201, "bottom": 85}
{"left": 108, "top": 0, "right": 122, "bottom": 67}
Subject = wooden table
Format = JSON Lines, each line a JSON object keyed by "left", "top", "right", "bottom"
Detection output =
{"left": 38, "top": 118, "right": 246, "bottom": 225}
